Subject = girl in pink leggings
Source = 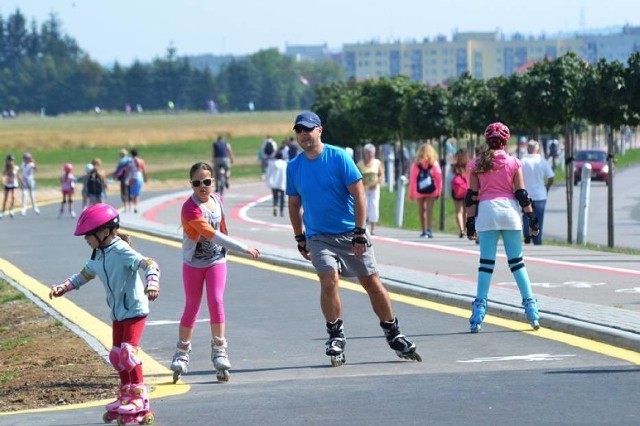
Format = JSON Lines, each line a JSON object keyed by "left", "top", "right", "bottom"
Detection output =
{"left": 170, "top": 162, "right": 260, "bottom": 382}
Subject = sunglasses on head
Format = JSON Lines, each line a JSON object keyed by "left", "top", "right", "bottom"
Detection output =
{"left": 191, "top": 178, "right": 213, "bottom": 187}
{"left": 294, "top": 125, "right": 316, "bottom": 134}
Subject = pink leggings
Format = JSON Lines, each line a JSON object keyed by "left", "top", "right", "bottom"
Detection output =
{"left": 181, "top": 262, "right": 227, "bottom": 328}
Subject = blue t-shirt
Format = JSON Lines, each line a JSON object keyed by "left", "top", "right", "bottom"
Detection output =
{"left": 286, "top": 144, "right": 362, "bottom": 237}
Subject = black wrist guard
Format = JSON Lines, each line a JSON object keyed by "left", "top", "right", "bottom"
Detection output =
{"left": 294, "top": 234, "right": 306, "bottom": 243}
{"left": 352, "top": 235, "right": 370, "bottom": 246}
{"left": 353, "top": 227, "right": 366, "bottom": 235}
{"left": 465, "top": 217, "right": 476, "bottom": 239}
{"left": 526, "top": 212, "right": 539, "bottom": 233}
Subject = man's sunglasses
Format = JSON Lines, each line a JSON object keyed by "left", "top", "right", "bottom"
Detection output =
{"left": 294, "top": 125, "right": 316, "bottom": 134}
{"left": 191, "top": 178, "right": 213, "bottom": 187}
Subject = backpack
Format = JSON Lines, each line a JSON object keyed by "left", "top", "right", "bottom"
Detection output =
{"left": 451, "top": 174, "right": 468, "bottom": 200}
{"left": 416, "top": 164, "right": 436, "bottom": 194}
{"left": 86, "top": 170, "right": 104, "bottom": 196}
{"left": 263, "top": 140, "right": 275, "bottom": 157}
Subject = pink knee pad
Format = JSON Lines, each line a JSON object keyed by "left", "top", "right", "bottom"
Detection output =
{"left": 119, "top": 343, "right": 141, "bottom": 372}
{"left": 109, "top": 346, "right": 125, "bottom": 372}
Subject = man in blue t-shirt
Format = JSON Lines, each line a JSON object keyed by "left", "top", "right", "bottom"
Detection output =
{"left": 286, "top": 111, "right": 421, "bottom": 367}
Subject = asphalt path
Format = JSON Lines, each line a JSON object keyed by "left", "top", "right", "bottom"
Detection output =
{"left": 0, "top": 186, "right": 639, "bottom": 425}
{"left": 543, "top": 164, "right": 640, "bottom": 249}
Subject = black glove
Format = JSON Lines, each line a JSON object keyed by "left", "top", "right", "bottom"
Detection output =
{"left": 526, "top": 212, "right": 539, "bottom": 233}
{"left": 295, "top": 234, "right": 309, "bottom": 254}
{"left": 351, "top": 227, "right": 371, "bottom": 247}
{"left": 465, "top": 217, "right": 476, "bottom": 239}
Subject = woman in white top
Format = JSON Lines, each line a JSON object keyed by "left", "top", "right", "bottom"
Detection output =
{"left": 356, "top": 143, "right": 384, "bottom": 235}
{"left": 266, "top": 150, "right": 288, "bottom": 216}
{"left": 20, "top": 152, "right": 40, "bottom": 215}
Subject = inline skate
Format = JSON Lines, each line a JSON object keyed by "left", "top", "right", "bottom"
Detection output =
{"left": 380, "top": 317, "right": 421, "bottom": 361}
{"left": 102, "top": 384, "right": 130, "bottom": 423}
{"left": 116, "top": 383, "right": 154, "bottom": 425}
{"left": 212, "top": 336, "right": 231, "bottom": 382}
{"left": 325, "top": 319, "right": 346, "bottom": 367}
{"left": 170, "top": 340, "right": 191, "bottom": 384}
{"left": 523, "top": 298, "right": 541, "bottom": 330}
{"left": 469, "top": 298, "right": 487, "bottom": 333}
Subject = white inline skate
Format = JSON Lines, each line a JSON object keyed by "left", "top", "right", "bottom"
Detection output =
{"left": 381, "top": 317, "right": 422, "bottom": 362}
{"left": 170, "top": 340, "right": 191, "bottom": 384}
{"left": 212, "top": 336, "right": 231, "bottom": 382}
{"left": 326, "top": 319, "right": 346, "bottom": 367}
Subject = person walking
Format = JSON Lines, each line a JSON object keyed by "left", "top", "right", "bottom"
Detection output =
{"left": 59, "top": 162, "right": 76, "bottom": 218}
{"left": 126, "top": 149, "right": 147, "bottom": 214}
{"left": 464, "top": 122, "right": 541, "bottom": 333}
{"left": 170, "top": 162, "right": 260, "bottom": 383}
{"left": 408, "top": 143, "right": 443, "bottom": 238}
{"left": 356, "top": 143, "right": 384, "bottom": 235}
{"left": 212, "top": 135, "right": 234, "bottom": 190}
{"left": 286, "top": 111, "right": 421, "bottom": 367}
{"left": 450, "top": 148, "right": 469, "bottom": 238}
{"left": 521, "top": 140, "right": 554, "bottom": 245}
{"left": 265, "top": 150, "right": 287, "bottom": 217}
{"left": 113, "top": 148, "right": 132, "bottom": 212}
{"left": 49, "top": 203, "right": 160, "bottom": 423}
{"left": 86, "top": 158, "right": 108, "bottom": 206}
{"left": 19, "top": 152, "right": 40, "bottom": 216}
{"left": 1, "top": 154, "right": 20, "bottom": 219}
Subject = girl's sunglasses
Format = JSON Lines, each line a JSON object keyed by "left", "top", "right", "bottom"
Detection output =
{"left": 191, "top": 178, "right": 213, "bottom": 187}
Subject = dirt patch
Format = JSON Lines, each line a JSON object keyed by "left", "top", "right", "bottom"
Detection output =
{"left": 0, "top": 281, "right": 118, "bottom": 412}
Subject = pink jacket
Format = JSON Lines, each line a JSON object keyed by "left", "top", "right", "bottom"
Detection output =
{"left": 408, "top": 160, "right": 443, "bottom": 200}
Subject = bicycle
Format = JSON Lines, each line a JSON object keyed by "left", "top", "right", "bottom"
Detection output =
{"left": 215, "top": 165, "right": 226, "bottom": 195}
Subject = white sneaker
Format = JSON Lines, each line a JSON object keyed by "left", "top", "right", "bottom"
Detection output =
{"left": 9, "top": 210, "right": 14, "bottom": 218}
{"left": 70, "top": 211, "right": 76, "bottom": 218}
{"left": 21, "top": 208, "right": 27, "bottom": 216}
{"left": 34, "top": 207, "right": 40, "bottom": 215}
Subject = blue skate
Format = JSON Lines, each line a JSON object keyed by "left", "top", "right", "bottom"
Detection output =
{"left": 469, "top": 298, "right": 487, "bottom": 333}
{"left": 523, "top": 298, "right": 540, "bottom": 330}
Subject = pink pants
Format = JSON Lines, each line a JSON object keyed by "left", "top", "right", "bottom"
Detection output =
{"left": 181, "top": 262, "right": 227, "bottom": 327}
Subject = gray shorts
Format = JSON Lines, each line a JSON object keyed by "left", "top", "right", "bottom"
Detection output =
{"left": 307, "top": 232, "right": 378, "bottom": 278}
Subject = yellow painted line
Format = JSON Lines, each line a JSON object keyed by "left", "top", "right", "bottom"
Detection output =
{"left": 126, "top": 228, "right": 640, "bottom": 365}
{"left": 0, "top": 258, "right": 190, "bottom": 416}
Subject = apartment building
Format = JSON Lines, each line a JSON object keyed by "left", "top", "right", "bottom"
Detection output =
{"left": 342, "top": 26, "right": 640, "bottom": 84}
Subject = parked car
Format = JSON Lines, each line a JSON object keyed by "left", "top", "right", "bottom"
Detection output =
{"left": 573, "top": 149, "right": 610, "bottom": 185}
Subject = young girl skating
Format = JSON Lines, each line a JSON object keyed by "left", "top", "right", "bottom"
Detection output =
{"left": 59, "top": 162, "right": 76, "bottom": 218}
{"left": 49, "top": 203, "right": 160, "bottom": 424}
{"left": 170, "top": 162, "right": 260, "bottom": 383}
{"left": 1, "top": 154, "right": 20, "bottom": 219}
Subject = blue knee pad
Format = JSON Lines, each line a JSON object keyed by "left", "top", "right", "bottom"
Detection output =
{"left": 119, "top": 343, "right": 141, "bottom": 371}
{"left": 109, "top": 346, "right": 125, "bottom": 372}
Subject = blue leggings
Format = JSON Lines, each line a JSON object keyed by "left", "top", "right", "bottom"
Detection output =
{"left": 476, "top": 229, "right": 534, "bottom": 300}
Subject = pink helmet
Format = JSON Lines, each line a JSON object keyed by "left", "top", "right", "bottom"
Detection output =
{"left": 74, "top": 203, "right": 120, "bottom": 236}
{"left": 63, "top": 163, "right": 73, "bottom": 173}
{"left": 484, "top": 122, "right": 510, "bottom": 144}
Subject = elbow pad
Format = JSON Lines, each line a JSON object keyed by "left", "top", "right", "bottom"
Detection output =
{"left": 515, "top": 189, "right": 532, "bottom": 208}
{"left": 464, "top": 189, "right": 479, "bottom": 207}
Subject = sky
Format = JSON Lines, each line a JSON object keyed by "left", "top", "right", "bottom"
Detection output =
{"left": 2, "top": 0, "right": 639, "bottom": 65}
